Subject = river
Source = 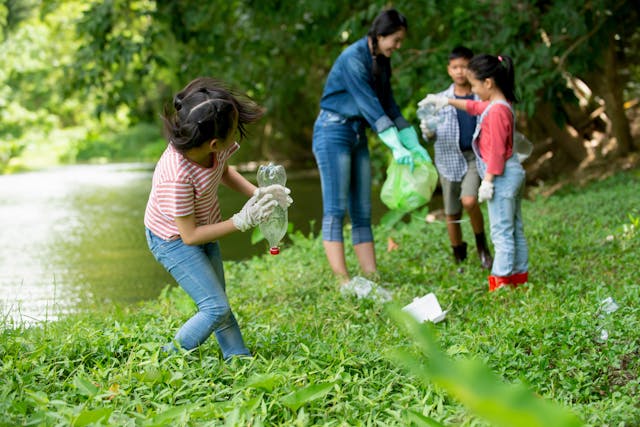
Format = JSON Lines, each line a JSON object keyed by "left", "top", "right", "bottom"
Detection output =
{"left": 0, "top": 163, "right": 397, "bottom": 325}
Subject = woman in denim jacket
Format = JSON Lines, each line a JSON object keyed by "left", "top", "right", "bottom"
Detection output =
{"left": 312, "top": 9, "right": 429, "bottom": 286}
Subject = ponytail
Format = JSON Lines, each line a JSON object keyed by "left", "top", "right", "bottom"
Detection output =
{"left": 468, "top": 54, "right": 518, "bottom": 103}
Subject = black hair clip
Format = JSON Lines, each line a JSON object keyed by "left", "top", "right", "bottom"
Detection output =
{"left": 174, "top": 96, "right": 183, "bottom": 111}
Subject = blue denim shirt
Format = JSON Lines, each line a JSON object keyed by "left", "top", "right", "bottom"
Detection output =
{"left": 319, "top": 37, "right": 408, "bottom": 133}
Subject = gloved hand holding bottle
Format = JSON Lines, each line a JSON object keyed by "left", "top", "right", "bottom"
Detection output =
{"left": 418, "top": 94, "right": 449, "bottom": 111}
{"left": 398, "top": 126, "right": 432, "bottom": 163}
{"left": 378, "top": 126, "right": 414, "bottom": 170}
{"left": 254, "top": 184, "right": 293, "bottom": 209}
{"left": 232, "top": 192, "right": 278, "bottom": 232}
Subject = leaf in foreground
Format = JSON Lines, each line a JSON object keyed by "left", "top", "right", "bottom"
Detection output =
{"left": 280, "top": 382, "right": 334, "bottom": 411}
{"left": 389, "top": 308, "right": 583, "bottom": 427}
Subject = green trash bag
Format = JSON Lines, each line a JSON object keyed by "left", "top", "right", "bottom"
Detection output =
{"left": 380, "top": 158, "right": 438, "bottom": 212}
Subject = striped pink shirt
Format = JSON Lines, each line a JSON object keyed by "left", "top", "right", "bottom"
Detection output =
{"left": 144, "top": 142, "right": 239, "bottom": 240}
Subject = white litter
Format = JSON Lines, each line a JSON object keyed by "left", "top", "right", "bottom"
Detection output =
{"left": 402, "top": 293, "right": 447, "bottom": 323}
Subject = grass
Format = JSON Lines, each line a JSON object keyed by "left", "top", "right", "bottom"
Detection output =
{"left": 1, "top": 169, "right": 639, "bottom": 426}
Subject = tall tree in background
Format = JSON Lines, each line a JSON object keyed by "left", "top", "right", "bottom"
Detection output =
{"left": 1, "top": 0, "right": 638, "bottom": 181}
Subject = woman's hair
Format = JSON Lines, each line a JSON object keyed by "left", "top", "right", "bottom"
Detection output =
{"left": 162, "top": 77, "right": 265, "bottom": 152}
{"left": 367, "top": 9, "right": 407, "bottom": 107}
{"left": 468, "top": 54, "right": 518, "bottom": 103}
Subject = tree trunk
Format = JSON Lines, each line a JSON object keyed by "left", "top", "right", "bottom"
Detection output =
{"left": 532, "top": 102, "right": 588, "bottom": 165}
{"left": 581, "top": 34, "right": 634, "bottom": 155}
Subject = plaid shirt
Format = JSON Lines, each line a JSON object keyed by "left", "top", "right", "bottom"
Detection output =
{"left": 431, "top": 84, "right": 478, "bottom": 181}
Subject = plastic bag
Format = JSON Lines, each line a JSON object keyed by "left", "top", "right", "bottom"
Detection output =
{"left": 380, "top": 158, "right": 438, "bottom": 212}
{"left": 514, "top": 131, "right": 533, "bottom": 163}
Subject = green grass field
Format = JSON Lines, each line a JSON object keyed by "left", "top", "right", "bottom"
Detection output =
{"left": 1, "top": 170, "right": 639, "bottom": 426}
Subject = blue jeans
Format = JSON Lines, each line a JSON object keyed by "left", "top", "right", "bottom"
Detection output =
{"left": 145, "top": 228, "right": 250, "bottom": 359}
{"left": 485, "top": 157, "right": 529, "bottom": 277}
{"left": 312, "top": 109, "right": 373, "bottom": 244}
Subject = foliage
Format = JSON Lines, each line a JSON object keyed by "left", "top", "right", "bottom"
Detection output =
{"left": 1, "top": 1, "right": 638, "bottom": 174}
{"left": 390, "top": 310, "right": 583, "bottom": 427}
{"left": 1, "top": 169, "right": 639, "bottom": 426}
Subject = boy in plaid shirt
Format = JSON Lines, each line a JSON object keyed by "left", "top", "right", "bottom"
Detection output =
{"left": 420, "top": 46, "right": 492, "bottom": 270}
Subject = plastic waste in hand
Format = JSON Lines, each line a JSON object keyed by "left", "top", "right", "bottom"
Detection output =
{"left": 595, "top": 296, "right": 619, "bottom": 343}
{"left": 417, "top": 104, "right": 444, "bottom": 131}
{"left": 257, "top": 163, "right": 288, "bottom": 255}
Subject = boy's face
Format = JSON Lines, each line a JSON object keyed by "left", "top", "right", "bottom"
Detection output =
{"left": 447, "top": 57, "right": 470, "bottom": 86}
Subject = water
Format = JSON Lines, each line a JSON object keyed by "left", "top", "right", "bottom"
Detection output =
{"left": 0, "top": 163, "right": 394, "bottom": 324}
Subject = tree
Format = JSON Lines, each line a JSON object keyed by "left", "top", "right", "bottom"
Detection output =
{"left": 2, "top": 0, "right": 638, "bottom": 181}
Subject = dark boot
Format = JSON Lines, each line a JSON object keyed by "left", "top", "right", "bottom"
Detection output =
{"left": 475, "top": 232, "right": 493, "bottom": 270}
{"left": 452, "top": 242, "right": 468, "bottom": 263}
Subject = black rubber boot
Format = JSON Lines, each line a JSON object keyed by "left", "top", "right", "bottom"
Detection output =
{"left": 475, "top": 232, "right": 493, "bottom": 270}
{"left": 452, "top": 242, "right": 468, "bottom": 263}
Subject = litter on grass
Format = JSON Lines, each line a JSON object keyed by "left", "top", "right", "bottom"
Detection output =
{"left": 595, "top": 296, "right": 619, "bottom": 343}
{"left": 340, "top": 276, "right": 392, "bottom": 303}
{"left": 402, "top": 293, "right": 447, "bottom": 323}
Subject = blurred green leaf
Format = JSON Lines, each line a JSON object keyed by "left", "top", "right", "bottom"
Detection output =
{"left": 280, "top": 382, "right": 334, "bottom": 411}
{"left": 389, "top": 308, "right": 584, "bottom": 427}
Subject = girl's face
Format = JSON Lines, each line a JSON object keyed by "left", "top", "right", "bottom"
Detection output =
{"left": 376, "top": 28, "right": 406, "bottom": 57}
{"left": 467, "top": 71, "right": 493, "bottom": 101}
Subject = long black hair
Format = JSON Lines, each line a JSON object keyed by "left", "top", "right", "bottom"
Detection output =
{"left": 468, "top": 54, "right": 518, "bottom": 103}
{"left": 367, "top": 9, "right": 407, "bottom": 107}
{"left": 162, "top": 77, "right": 265, "bottom": 153}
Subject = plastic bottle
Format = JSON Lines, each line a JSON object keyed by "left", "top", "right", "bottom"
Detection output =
{"left": 257, "top": 163, "right": 288, "bottom": 255}
{"left": 417, "top": 104, "right": 444, "bottom": 131}
{"left": 595, "top": 296, "right": 619, "bottom": 343}
{"left": 417, "top": 103, "right": 438, "bottom": 120}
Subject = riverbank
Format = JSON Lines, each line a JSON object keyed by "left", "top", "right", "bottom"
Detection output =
{"left": 1, "top": 169, "right": 639, "bottom": 426}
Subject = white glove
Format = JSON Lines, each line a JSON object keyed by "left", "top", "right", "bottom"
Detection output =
{"left": 478, "top": 180, "right": 494, "bottom": 203}
{"left": 254, "top": 184, "right": 293, "bottom": 209}
{"left": 232, "top": 193, "right": 278, "bottom": 232}
{"left": 418, "top": 94, "right": 449, "bottom": 110}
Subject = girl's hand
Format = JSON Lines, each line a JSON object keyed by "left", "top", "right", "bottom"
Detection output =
{"left": 254, "top": 184, "right": 293, "bottom": 209}
{"left": 418, "top": 94, "right": 449, "bottom": 110}
{"left": 232, "top": 193, "right": 278, "bottom": 232}
{"left": 478, "top": 180, "right": 494, "bottom": 203}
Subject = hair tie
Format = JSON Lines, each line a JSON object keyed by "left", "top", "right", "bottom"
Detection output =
{"left": 498, "top": 55, "right": 503, "bottom": 62}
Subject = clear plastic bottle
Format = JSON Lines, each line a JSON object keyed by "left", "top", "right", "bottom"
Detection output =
{"left": 257, "top": 163, "right": 288, "bottom": 255}
{"left": 417, "top": 103, "right": 438, "bottom": 120}
{"left": 595, "top": 297, "right": 619, "bottom": 343}
{"left": 417, "top": 104, "right": 444, "bottom": 132}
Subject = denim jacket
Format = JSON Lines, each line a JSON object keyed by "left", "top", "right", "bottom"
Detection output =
{"left": 319, "top": 37, "right": 409, "bottom": 133}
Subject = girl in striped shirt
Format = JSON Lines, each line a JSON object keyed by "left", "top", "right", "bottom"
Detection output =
{"left": 144, "top": 77, "right": 292, "bottom": 358}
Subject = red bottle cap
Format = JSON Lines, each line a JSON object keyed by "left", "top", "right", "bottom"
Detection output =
{"left": 269, "top": 247, "right": 280, "bottom": 255}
